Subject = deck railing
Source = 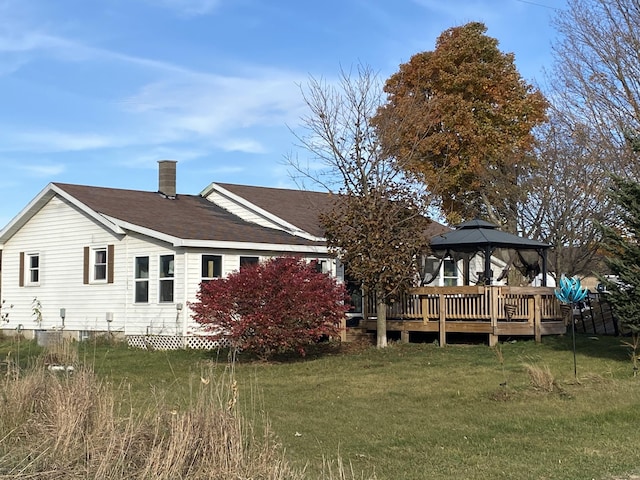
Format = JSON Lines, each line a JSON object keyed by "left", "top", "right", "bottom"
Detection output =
{"left": 359, "top": 286, "right": 565, "bottom": 346}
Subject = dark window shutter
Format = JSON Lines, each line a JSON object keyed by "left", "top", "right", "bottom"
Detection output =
{"left": 19, "top": 252, "right": 24, "bottom": 287}
{"left": 83, "top": 247, "right": 89, "bottom": 285}
{"left": 107, "top": 244, "right": 115, "bottom": 284}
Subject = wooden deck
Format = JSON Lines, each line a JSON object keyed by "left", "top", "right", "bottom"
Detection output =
{"left": 347, "top": 286, "right": 566, "bottom": 346}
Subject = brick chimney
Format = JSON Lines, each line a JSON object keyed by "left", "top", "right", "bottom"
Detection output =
{"left": 158, "top": 160, "right": 177, "bottom": 198}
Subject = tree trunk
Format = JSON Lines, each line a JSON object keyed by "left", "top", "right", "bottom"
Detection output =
{"left": 376, "top": 297, "right": 388, "bottom": 348}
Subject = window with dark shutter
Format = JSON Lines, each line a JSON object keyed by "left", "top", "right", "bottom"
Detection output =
{"left": 84, "top": 245, "right": 115, "bottom": 284}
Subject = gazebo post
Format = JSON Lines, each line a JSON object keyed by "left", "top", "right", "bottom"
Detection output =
{"left": 540, "top": 249, "right": 548, "bottom": 287}
{"left": 484, "top": 245, "right": 492, "bottom": 285}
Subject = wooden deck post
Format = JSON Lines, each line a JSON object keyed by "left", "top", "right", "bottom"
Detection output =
{"left": 534, "top": 294, "right": 542, "bottom": 342}
{"left": 339, "top": 316, "right": 347, "bottom": 342}
{"left": 439, "top": 294, "right": 446, "bottom": 346}
{"left": 401, "top": 328, "right": 410, "bottom": 343}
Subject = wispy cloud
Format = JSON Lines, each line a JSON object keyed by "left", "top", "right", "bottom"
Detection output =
{"left": 115, "top": 147, "right": 207, "bottom": 168}
{"left": 121, "top": 70, "right": 307, "bottom": 150}
{"left": 143, "top": 0, "right": 222, "bottom": 16}
{"left": 411, "top": 0, "right": 499, "bottom": 20}
{"left": 0, "top": 130, "right": 121, "bottom": 153}
{"left": 0, "top": 1, "right": 313, "bottom": 156}
{"left": 16, "top": 162, "right": 66, "bottom": 177}
{"left": 218, "top": 138, "right": 267, "bottom": 154}
{"left": 204, "top": 165, "right": 246, "bottom": 175}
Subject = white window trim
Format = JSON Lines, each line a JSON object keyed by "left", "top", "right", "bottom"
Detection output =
{"left": 158, "top": 254, "right": 175, "bottom": 304}
{"left": 441, "top": 258, "right": 459, "bottom": 287}
{"left": 90, "top": 246, "right": 108, "bottom": 284}
{"left": 26, "top": 252, "right": 40, "bottom": 286}
{"left": 134, "top": 255, "right": 150, "bottom": 304}
{"left": 201, "top": 254, "right": 224, "bottom": 282}
{"left": 313, "top": 258, "right": 331, "bottom": 275}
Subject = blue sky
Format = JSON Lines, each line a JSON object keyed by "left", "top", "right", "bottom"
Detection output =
{"left": 0, "top": 0, "right": 565, "bottom": 227}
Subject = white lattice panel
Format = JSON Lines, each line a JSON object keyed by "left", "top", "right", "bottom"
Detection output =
{"left": 127, "top": 335, "right": 230, "bottom": 351}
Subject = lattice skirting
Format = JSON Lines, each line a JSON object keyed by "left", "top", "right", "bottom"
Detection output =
{"left": 127, "top": 335, "right": 230, "bottom": 351}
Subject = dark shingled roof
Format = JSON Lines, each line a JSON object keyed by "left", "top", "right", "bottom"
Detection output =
{"left": 215, "top": 183, "right": 335, "bottom": 238}
{"left": 431, "top": 219, "right": 549, "bottom": 251}
{"left": 215, "top": 183, "right": 451, "bottom": 239}
{"left": 54, "top": 183, "right": 324, "bottom": 246}
{"left": 53, "top": 182, "right": 450, "bottom": 247}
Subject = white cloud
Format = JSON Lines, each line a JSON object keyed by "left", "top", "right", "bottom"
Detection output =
{"left": 0, "top": 15, "right": 309, "bottom": 157}
{"left": 218, "top": 138, "right": 266, "bottom": 154}
{"left": 122, "top": 70, "right": 307, "bottom": 143}
{"left": 144, "top": 0, "right": 222, "bottom": 16}
{"left": 0, "top": 130, "right": 125, "bottom": 153}
{"left": 17, "top": 162, "right": 65, "bottom": 177}
{"left": 411, "top": 0, "right": 499, "bottom": 20}
{"left": 205, "top": 165, "right": 245, "bottom": 175}
{"left": 116, "top": 147, "right": 207, "bottom": 168}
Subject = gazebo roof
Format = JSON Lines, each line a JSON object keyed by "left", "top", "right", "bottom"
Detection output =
{"left": 431, "top": 219, "right": 550, "bottom": 252}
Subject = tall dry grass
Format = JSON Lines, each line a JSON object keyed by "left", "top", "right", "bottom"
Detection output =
{"left": 523, "top": 362, "right": 556, "bottom": 392}
{"left": 1, "top": 343, "right": 361, "bottom": 480}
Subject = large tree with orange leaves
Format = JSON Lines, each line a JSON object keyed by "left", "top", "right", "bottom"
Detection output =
{"left": 375, "top": 22, "right": 547, "bottom": 229}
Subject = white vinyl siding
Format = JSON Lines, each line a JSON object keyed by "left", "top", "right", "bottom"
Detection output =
{"left": 0, "top": 194, "right": 335, "bottom": 337}
{"left": 204, "top": 190, "right": 285, "bottom": 231}
{"left": 1, "top": 196, "right": 120, "bottom": 332}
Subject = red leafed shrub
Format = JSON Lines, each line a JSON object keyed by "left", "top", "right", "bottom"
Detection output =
{"left": 190, "top": 257, "right": 349, "bottom": 359}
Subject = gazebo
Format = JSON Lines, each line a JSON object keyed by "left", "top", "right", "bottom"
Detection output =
{"left": 429, "top": 219, "right": 551, "bottom": 286}
{"left": 355, "top": 220, "right": 564, "bottom": 346}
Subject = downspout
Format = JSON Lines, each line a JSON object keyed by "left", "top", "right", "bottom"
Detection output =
{"left": 182, "top": 249, "right": 189, "bottom": 338}
{"left": 124, "top": 234, "right": 129, "bottom": 335}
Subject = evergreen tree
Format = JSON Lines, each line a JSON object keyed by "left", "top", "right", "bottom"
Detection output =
{"left": 600, "top": 176, "right": 640, "bottom": 337}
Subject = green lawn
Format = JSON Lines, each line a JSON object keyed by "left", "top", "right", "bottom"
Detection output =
{"left": 2, "top": 333, "right": 639, "bottom": 479}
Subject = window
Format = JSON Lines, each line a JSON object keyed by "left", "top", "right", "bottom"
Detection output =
{"left": 159, "top": 254, "right": 174, "bottom": 303}
{"left": 239, "top": 256, "right": 259, "bottom": 270}
{"left": 201, "top": 255, "right": 222, "bottom": 282}
{"left": 135, "top": 256, "right": 149, "bottom": 303}
{"left": 314, "top": 259, "right": 330, "bottom": 274}
{"left": 93, "top": 248, "right": 107, "bottom": 281}
{"left": 345, "top": 276, "right": 363, "bottom": 314}
{"left": 27, "top": 253, "right": 40, "bottom": 285}
{"left": 443, "top": 258, "right": 458, "bottom": 286}
{"left": 83, "top": 245, "right": 114, "bottom": 284}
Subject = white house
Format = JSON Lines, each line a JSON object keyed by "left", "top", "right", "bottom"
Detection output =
{"left": 0, "top": 160, "right": 457, "bottom": 343}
